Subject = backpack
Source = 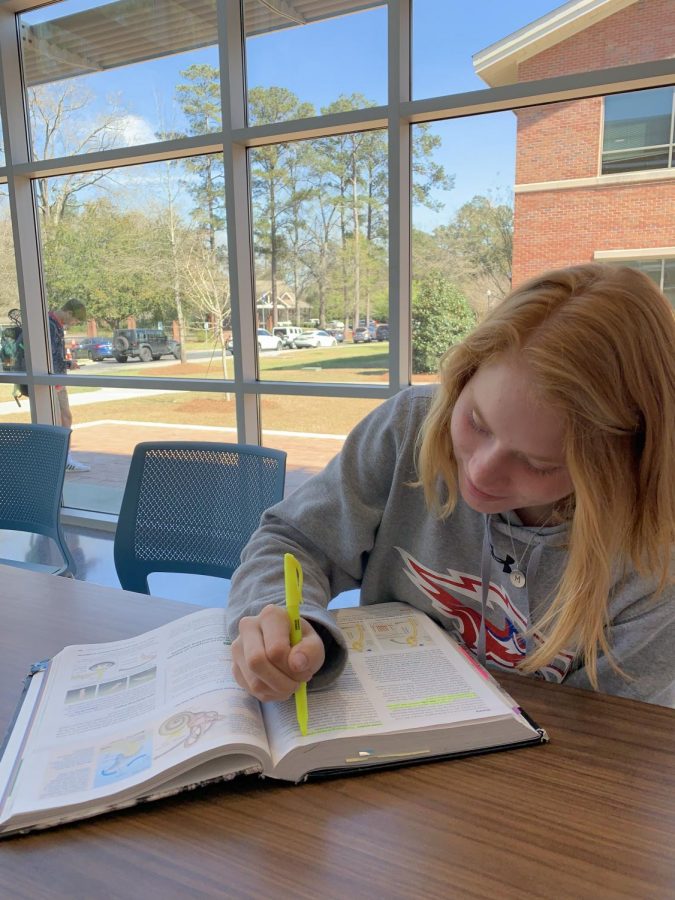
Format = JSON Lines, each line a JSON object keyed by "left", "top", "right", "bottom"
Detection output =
{"left": 0, "top": 329, "right": 17, "bottom": 370}
{"left": 5, "top": 326, "right": 28, "bottom": 401}
{"left": 13, "top": 327, "right": 25, "bottom": 373}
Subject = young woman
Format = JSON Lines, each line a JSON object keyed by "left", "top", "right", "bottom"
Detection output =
{"left": 227, "top": 264, "right": 675, "bottom": 707}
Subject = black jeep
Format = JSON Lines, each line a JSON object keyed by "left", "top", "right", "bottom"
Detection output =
{"left": 112, "top": 328, "right": 180, "bottom": 363}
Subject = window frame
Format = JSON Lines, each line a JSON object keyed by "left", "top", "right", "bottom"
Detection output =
{"left": 601, "top": 85, "right": 675, "bottom": 175}
{"left": 0, "top": 0, "right": 673, "bottom": 526}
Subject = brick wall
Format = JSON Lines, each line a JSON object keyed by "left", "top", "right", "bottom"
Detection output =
{"left": 511, "top": 0, "right": 674, "bottom": 282}
{"left": 512, "top": 181, "right": 675, "bottom": 284}
{"left": 519, "top": 0, "right": 675, "bottom": 81}
{"left": 516, "top": 98, "right": 602, "bottom": 183}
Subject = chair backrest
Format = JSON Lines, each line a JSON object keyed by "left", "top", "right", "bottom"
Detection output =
{"left": 114, "top": 441, "right": 287, "bottom": 594}
{"left": 0, "top": 423, "right": 76, "bottom": 575}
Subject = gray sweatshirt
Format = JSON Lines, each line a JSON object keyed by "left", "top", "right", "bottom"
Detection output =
{"left": 227, "top": 386, "right": 675, "bottom": 707}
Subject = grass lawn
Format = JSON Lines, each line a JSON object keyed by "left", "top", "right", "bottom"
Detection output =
{"left": 0, "top": 344, "right": 438, "bottom": 433}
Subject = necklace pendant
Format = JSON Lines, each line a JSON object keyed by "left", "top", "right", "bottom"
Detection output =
{"left": 510, "top": 570, "right": 526, "bottom": 589}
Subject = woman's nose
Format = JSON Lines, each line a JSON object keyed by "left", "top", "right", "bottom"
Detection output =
{"left": 468, "top": 445, "right": 509, "bottom": 492}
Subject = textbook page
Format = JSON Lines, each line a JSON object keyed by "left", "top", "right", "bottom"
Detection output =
{"left": 0, "top": 608, "right": 270, "bottom": 826}
{"left": 264, "top": 603, "right": 530, "bottom": 779}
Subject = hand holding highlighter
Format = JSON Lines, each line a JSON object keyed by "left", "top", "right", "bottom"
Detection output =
{"left": 283, "top": 552, "right": 309, "bottom": 736}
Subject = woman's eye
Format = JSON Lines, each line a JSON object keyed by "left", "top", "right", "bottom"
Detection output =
{"left": 468, "top": 413, "right": 488, "bottom": 435}
{"left": 525, "top": 461, "right": 560, "bottom": 477}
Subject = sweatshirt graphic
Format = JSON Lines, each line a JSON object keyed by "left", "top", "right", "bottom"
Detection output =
{"left": 397, "top": 547, "right": 574, "bottom": 682}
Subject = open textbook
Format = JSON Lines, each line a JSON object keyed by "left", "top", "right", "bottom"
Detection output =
{"left": 0, "top": 603, "right": 547, "bottom": 836}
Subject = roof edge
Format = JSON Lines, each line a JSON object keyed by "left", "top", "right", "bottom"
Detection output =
{"left": 473, "top": 0, "right": 637, "bottom": 86}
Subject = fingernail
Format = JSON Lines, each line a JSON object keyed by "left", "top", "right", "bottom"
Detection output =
{"left": 291, "top": 651, "right": 308, "bottom": 671}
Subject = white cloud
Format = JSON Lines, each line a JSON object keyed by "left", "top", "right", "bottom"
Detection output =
{"left": 111, "top": 114, "right": 157, "bottom": 148}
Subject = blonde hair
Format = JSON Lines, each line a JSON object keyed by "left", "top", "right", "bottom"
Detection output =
{"left": 417, "top": 263, "right": 675, "bottom": 686}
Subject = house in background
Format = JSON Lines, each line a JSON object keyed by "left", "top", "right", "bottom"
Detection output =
{"left": 474, "top": 0, "right": 675, "bottom": 304}
{"left": 254, "top": 280, "right": 311, "bottom": 330}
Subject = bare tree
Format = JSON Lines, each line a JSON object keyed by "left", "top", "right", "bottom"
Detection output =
{"left": 29, "top": 81, "right": 127, "bottom": 228}
{"left": 179, "top": 233, "right": 231, "bottom": 383}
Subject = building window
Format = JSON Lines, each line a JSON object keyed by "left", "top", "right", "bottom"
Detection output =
{"left": 609, "top": 257, "right": 675, "bottom": 307}
{"left": 602, "top": 87, "right": 675, "bottom": 175}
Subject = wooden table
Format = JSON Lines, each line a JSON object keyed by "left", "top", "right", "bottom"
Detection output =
{"left": 0, "top": 565, "right": 673, "bottom": 900}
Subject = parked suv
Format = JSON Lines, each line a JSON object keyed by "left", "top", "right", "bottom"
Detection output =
{"left": 353, "top": 326, "right": 374, "bottom": 343}
{"left": 273, "top": 325, "right": 303, "bottom": 348}
{"left": 112, "top": 328, "right": 180, "bottom": 363}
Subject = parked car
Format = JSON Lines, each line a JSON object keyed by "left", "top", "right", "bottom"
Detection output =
{"left": 353, "top": 326, "right": 374, "bottom": 343}
{"left": 375, "top": 324, "right": 389, "bottom": 342}
{"left": 256, "top": 328, "right": 283, "bottom": 351}
{"left": 324, "top": 328, "right": 344, "bottom": 343}
{"left": 273, "top": 325, "right": 303, "bottom": 348}
{"left": 226, "top": 328, "right": 283, "bottom": 353}
{"left": 71, "top": 336, "right": 115, "bottom": 361}
{"left": 112, "top": 328, "right": 181, "bottom": 363}
{"left": 293, "top": 329, "right": 338, "bottom": 349}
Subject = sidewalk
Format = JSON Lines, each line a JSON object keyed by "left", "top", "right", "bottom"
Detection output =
{"left": 0, "top": 386, "right": 173, "bottom": 417}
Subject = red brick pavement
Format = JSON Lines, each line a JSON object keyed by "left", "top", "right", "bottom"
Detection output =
{"left": 69, "top": 421, "right": 345, "bottom": 500}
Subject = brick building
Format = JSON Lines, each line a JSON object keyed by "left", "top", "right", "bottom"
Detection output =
{"left": 474, "top": 0, "right": 675, "bottom": 303}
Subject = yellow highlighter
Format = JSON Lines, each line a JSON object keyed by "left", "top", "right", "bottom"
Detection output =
{"left": 284, "top": 552, "right": 309, "bottom": 736}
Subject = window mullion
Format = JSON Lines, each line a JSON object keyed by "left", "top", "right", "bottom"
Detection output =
{"left": 219, "top": 0, "right": 260, "bottom": 444}
{"left": 388, "top": 0, "right": 412, "bottom": 392}
{"left": 0, "top": 7, "right": 51, "bottom": 424}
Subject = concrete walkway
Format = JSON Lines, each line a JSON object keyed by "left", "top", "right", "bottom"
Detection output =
{"left": 0, "top": 386, "right": 173, "bottom": 417}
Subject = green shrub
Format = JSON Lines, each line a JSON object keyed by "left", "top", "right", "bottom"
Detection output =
{"left": 412, "top": 273, "right": 476, "bottom": 374}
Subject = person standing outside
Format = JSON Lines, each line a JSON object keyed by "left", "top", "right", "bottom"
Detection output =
{"left": 50, "top": 298, "right": 90, "bottom": 473}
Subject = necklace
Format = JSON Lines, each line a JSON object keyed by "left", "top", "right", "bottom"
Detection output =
{"left": 506, "top": 515, "right": 552, "bottom": 588}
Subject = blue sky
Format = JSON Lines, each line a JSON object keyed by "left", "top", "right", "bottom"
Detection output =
{"left": 21, "top": 0, "right": 564, "bottom": 229}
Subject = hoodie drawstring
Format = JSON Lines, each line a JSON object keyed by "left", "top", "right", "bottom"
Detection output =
{"left": 480, "top": 514, "right": 545, "bottom": 666}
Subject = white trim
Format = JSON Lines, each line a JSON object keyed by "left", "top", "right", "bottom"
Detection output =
{"left": 515, "top": 167, "right": 675, "bottom": 193}
{"left": 61, "top": 509, "right": 117, "bottom": 533}
{"left": 594, "top": 247, "right": 675, "bottom": 260}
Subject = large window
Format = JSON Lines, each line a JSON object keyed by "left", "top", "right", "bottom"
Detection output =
{"left": 21, "top": 0, "right": 220, "bottom": 159}
{"left": 411, "top": 113, "right": 515, "bottom": 380}
{"left": 244, "top": 1, "right": 387, "bottom": 120}
{"left": 250, "top": 131, "right": 389, "bottom": 382}
{"left": 413, "top": 0, "right": 675, "bottom": 98}
{"left": 0, "top": 0, "right": 672, "bottom": 520}
{"left": 602, "top": 87, "right": 675, "bottom": 174}
{"left": 36, "top": 156, "right": 230, "bottom": 382}
{"left": 0, "top": 187, "right": 18, "bottom": 313}
{"left": 604, "top": 257, "right": 675, "bottom": 307}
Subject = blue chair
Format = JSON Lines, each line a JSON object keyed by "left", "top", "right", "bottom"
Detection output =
{"left": 114, "top": 441, "right": 287, "bottom": 594}
{"left": 0, "top": 423, "right": 76, "bottom": 576}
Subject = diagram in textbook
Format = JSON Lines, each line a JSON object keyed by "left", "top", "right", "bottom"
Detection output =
{"left": 342, "top": 615, "right": 429, "bottom": 652}
{"left": 155, "top": 709, "right": 226, "bottom": 758}
{"left": 369, "top": 615, "right": 427, "bottom": 648}
{"left": 94, "top": 732, "right": 152, "bottom": 786}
